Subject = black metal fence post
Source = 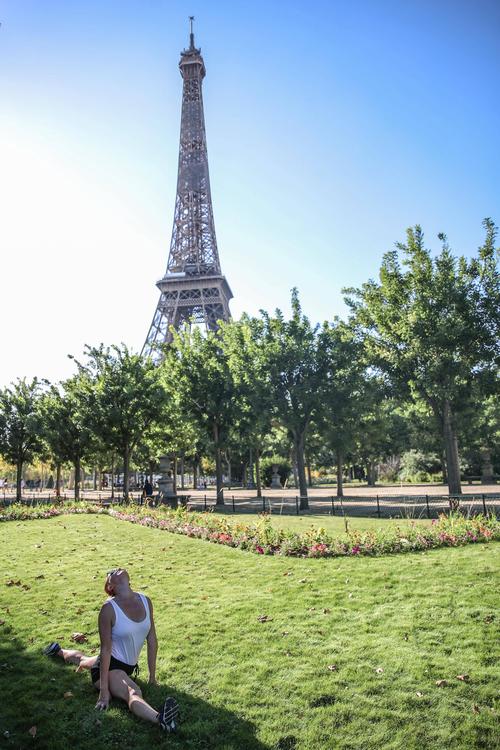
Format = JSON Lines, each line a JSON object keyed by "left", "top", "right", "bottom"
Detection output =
{"left": 376, "top": 495, "right": 381, "bottom": 518}
{"left": 331, "top": 496, "right": 335, "bottom": 515}
{"left": 262, "top": 495, "right": 266, "bottom": 513}
{"left": 425, "top": 495, "right": 430, "bottom": 519}
{"left": 232, "top": 495, "right": 235, "bottom": 513}
{"left": 204, "top": 494, "right": 207, "bottom": 511}
{"left": 295, "top": 496, "right": 299, "bottom": 515}
{"left": 482, "top": 494, "right": 487, "bottom": 515}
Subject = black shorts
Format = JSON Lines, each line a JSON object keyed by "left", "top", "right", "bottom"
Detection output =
{"left": 91, "top": 655, "right": 138, "bottom": 685}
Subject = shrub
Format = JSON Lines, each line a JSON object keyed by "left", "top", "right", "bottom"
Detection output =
{"left": 1, "top": 503, "right": 498, "bottom": 560}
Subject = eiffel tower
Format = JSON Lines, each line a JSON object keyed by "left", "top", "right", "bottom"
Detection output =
{"left": 143, "top": 19, "right": 232, "bottom": 361}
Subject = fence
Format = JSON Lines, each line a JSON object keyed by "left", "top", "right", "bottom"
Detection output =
{"left": 1, "top": 489, "right": 499, "bottom": 519}
{"left": 185, "top": 493, "right": 500, "bottom": 519}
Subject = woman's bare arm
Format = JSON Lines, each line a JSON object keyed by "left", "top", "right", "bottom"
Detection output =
{"left": 146, "top": 597, "right": 158, "bottom": 684}
{"left": 96, "top": 603, "right": 113, "bottom": 709}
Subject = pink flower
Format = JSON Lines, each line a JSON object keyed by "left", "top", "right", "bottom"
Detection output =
{"left": 255, "top": 545, "right": 265, "bottom": 554}
{"left": 351, "top": 545, "right": 361, "bottom": 555}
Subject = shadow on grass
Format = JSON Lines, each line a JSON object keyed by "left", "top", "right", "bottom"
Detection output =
{"left": 0, "top": 639, "right": 271, "bottom": 750}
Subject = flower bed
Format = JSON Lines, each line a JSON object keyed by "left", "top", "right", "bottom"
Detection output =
{"left": 1, "top": 502, "right": 499, "bottom": 559}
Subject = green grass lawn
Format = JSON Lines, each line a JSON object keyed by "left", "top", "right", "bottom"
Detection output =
{"left": 0, "top": 514, "right": 498, "bottom": 750}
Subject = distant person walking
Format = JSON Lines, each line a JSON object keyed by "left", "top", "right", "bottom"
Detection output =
{"left": 43, "top": 568, "right": 179, "bottom": 733}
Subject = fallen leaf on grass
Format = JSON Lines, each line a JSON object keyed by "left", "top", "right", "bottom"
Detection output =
{"left": 35, "top": 574, "right": 45, "bottom": 580}
{"left": 322, "top": 609, "right": 331, "bottom": 614}
{"left": 298, "top": 579, "right": 307, "bottom": 584}
{"left": 6, "top": 579, "right": 21, "bottom": 587}
{"left": 71, "top": 633, "right": 88, "bottom": 643}
{"left": 435, "top": 680, "right": 448, "bottom": 687}
{"left": 257, "top": 614, "right": 273, "bottom": 623}
{"left": 416, "top": 691, "right": 423, "bottom": 697}
{"left": 28, "top": 726, "right": 37, "bottom": 737}
{"left": 63, "top": 691, "right": 73, "bottom": 699}
{"left": 456, "top": 674, "right": 470, "bottom": 682}
{"left": 403, "top": 633, "right": 409, "bottom": 641}
{"left": 282, "top": 631, "right": 289, "bottom": 636}
{"left": 327, "top": 664, "right": 338, "bottom": 672}
{"left": 0, "top": 620, "right": 4, "bottom": 626}
{"left": 473, "top": 704, "right": 480, "bottom": 714}
{"left": 483, "top": 614, "right": 495, "bottom": 624}
{"left": 308, "top": 607, "right": 316, "bottom": 612}
{"left": 375, "top": 667, "right": 384, "bottom": 674}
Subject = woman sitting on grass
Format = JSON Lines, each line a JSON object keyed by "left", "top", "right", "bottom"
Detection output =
{"left": 43, "top": 567, "right": 179, "bottom": 733}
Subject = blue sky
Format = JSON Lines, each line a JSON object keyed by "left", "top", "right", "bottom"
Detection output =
{"left": 1, "top": 0, "right": 499, "bottom": 386}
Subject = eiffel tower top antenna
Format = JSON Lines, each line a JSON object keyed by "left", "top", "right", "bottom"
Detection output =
{"left": 189, "top": 15, "right": 195, "bottom": 49}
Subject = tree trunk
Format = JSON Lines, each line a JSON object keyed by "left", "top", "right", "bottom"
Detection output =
{"left": 225, "top": 453, "right": 232, "bottom": 489}
{"left": 213, "top": 425, "right": 224, "bottom": 505}
{"left": 111, "top": 455, "right": 115, "bottom": 500}
{"left": 255, "top": 450, "right": 262, "bottom": 498}
{"left": 441, "top": 449, "right": 448, "bottom": 484}
{"left": 74, "top": 456, "right": 81, "bottom": 500}
{"left": 123, "top": 446, "right": 130, "bottom": 502}
{"left": 306, "top": 454, "right": 313, "bottom": 488}
{"left": 295, "top": 432, "right": 308, "bottom": 509}
{"left": 248, "top": 447, "right": 255, "bottom": 488}
{"left": 193, "top": 457, "right": 198, "bottom": 490}
{"left": 443, "top": 400, "right": 462, "bottom": 495}
{"left": 16, "top": 459, "right": 23, "bottom": 502}
{"left": 56, "top": 463, "right": 61, "bottom": 499}
{"left": 290, "top": 446, "right": 299, "bottom": 489}
{"left": 180, "top": 452, "right": 185, "bottom": 490}
{"left": 172, "top": 454, "right": 177, "bottom": 494}
{"left": 367, "top": 462, "right": 376, "bottom": 487}
{"left": 336, "top": 449, "right": 344, "bottom": 499}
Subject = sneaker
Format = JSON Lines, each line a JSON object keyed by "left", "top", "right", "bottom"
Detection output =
{"left": 43, "top": 642, "right": 61, "bottom": 657}
{"left": 158, "top": 696, "right": 179, "bottom": 733}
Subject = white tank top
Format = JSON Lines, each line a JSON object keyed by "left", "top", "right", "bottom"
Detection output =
{"left": 109, "top": 593, "right": 151, "bottom": 666}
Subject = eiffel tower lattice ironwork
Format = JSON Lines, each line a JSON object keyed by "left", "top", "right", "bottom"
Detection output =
{"left": 143, "top": 20, "right": 232, "bottom": 361}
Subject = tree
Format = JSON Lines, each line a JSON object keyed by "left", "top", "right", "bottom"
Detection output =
{"left": 221, "top": 316, "right": 274, "bottom": 497}
{"left": 0, "top": 378, "right": 45, "bottom": 500}
{"left": 459, "top": 385, "right": 500, "bottom": 482}
{"left": 163, "top": 328, "right": 239, "bottom": 504}
{"left": 316, "top": 322, "right": 368, "bottom": 497}
{"left": 352, "top": 390, "right": 410, "bottom": 486}
{"left": 259, "top": 290, "right": 330, "bottom": 508}
{"left": 74, "top": 345, "right": 167, "bottom": 500}
{"left": 345, "top": 220, "right": 500, "bottom": 495}
{"left": 39, "top": 376, "right": 95, "bottom": 500}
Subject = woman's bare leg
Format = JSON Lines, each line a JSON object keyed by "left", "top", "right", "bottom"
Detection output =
{"left": 108, "top": 671, "right": 159, "bottom": 723}
{"left": 57, "top": 648, "right": 98, "bottom": 671}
